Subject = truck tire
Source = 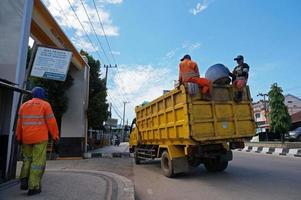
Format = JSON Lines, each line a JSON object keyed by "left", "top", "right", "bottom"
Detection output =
{"left": 204, "top": 159, "right": 228, "bottom": 172}
{"left": 188, "top": 158, "right": 202, "bottom": 168}
{"left": 161, "top": 151, "right": 175, "bottom": 177}
{"left": 134, "top": 149, "right": 141, "bottom": 165}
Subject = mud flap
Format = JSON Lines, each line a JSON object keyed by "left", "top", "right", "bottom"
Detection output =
{"left": 172, "top": 157, "right": 189, "bottom": 174}
{"left": 220, "top": 150, "right": 233, "bottom": 162}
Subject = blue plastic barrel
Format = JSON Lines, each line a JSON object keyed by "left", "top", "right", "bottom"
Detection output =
{"left": 205, "top": 64, "right": 231, "bottom": 85}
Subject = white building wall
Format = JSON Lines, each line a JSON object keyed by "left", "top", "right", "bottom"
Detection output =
{"left": 61, "top": 64, "right": 89, "bottom": 138}
{"left": 285, "top": 95, "right": 301, "bottom": 115}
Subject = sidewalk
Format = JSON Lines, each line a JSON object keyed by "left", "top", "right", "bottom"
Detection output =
{"left": 0, "top": 149, "right": 134, "bottom": 200}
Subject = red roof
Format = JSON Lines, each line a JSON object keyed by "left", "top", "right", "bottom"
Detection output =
{"left": 291, "top": 111, "right": 301, "bottom": 123}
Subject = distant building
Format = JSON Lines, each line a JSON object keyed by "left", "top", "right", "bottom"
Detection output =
{"left": 252, "top": 100, "right": 269, "bottom": 133}
{"left": 284, "top": 94, "right": 301, "bottom": 115}
{"left": 252, "top": 94, "right": 301, "bottom": 132}
{"left": 291, "top": 111, "right": 301, "bottom": 130}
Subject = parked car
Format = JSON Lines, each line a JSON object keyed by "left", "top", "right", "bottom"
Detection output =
{"left": 285, "top": 127, "right": 301, "bottom": 142}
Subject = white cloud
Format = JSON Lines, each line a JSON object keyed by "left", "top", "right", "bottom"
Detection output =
{"left": 42, "top": 0, "right": 120, "bottom": 53}
{"left": 71, "top": 36, "right": 97, "bottom": 52}
{"left": 107, "top": 64, "right": 176, "bottom": 122}
{"left": 100, "top": 0, "right": 123, "bottom": 4}
{"left": 111, "top": 51, "right": 120, "bottom": 55}
{"left": 190, "top": 0, "right": 211, "bottom": 15}
{"left": 107, "top": 40, "right": 202, "bottom": 122}
{"left": 182, "top": 41, "right": 201, "bottom": 52}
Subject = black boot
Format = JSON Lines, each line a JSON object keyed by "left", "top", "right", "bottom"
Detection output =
{"left": 20, "top": 178, "right": 28, "bottom": 190}
{"left": 27, "top": 188, "right": 41, "bottom": 196}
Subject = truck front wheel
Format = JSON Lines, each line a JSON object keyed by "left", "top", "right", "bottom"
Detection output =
{"left": 204, "top": 159, "right": 228, "bottom": 172}
{"left": 161, "top": 151, "right": 175, "bottom": 177}
{"left": 134, "top": 148, "right": 141, "bottom": 165}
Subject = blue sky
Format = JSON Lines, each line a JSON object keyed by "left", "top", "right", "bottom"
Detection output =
{"left": 41, "top": 0, "right": 301, "bottom": 123}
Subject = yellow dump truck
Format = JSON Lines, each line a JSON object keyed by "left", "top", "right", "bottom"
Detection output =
{"left": 129, "top": 84, "right": 255, "bottom": 177}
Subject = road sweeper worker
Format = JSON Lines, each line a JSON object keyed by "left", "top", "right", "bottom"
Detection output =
{"left": 178, "top": 54, "right": 212, "bottom": 99}
{"left": 16, "top": 86, "right": 59, "bottom": 196}
{"left": 229, "top": 55, "right": 250, "bottom": 101}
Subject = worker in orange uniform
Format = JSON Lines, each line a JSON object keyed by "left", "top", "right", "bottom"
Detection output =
{"left": 178, "top": 54, "right": 212, "bottom": 100}
{"left": 16, "top": 87, "right": 59, "bottom": 196}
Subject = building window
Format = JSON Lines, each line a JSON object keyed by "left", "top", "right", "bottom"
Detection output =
{"left": 255, "top": 113, "right": 260, "bottom": 118}
{"left": 288, "top": 101, "right": 293, "bottom": 103}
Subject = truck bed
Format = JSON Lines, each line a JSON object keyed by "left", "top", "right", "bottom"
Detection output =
{"left": 135, "top": 85, "right": 255, "bottom": 145}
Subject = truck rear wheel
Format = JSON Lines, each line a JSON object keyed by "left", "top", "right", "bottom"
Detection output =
{"left": 204, "top": 159, "right": 228, "bottom": 172}
{"left": 161, "top": 151, "right": 175, "bottom": 178}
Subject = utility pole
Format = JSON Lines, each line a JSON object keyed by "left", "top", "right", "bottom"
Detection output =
{"left": 122, "top": 101, "right": 129, "bottom": 141}
{"left": 109, "top": 103, "right": 112, "bottom": 118}
{"left": 122, "top": 101, "right": 129, "bottom": 127}
{"left": 103, "top": 64, "right": 117, "bottom": 88}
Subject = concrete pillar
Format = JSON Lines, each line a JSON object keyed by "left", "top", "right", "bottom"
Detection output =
{"left": 0, "top": 0, "right": 33, "bottom": 180}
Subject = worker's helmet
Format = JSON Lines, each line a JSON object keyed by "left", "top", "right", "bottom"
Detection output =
{"left": 180, "top": 54, "right": 191, "bottom": 61}
{"left": 31, "top": 87, "right": 46, "bottom": 99}
{"left": 234, "top": 55, "right": 244, "bottom": 61}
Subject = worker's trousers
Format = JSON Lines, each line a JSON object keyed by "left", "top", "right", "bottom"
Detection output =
{"left": 186, "top": 77, "right": 212, "bottom": 94}
{"left": 19, "top": 141, "right": 47, "bottom": 190}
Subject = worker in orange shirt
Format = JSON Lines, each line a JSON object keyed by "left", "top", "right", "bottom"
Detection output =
{"left": 178, "top": 54, "right": 212, "bottom": 100}
{"left": 16, "top": 87, "right": 59, "bottom": 196}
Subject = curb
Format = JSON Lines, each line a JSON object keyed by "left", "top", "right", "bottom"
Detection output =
{"left": 0, "top": 180, "right": 19, "bottom": 192}
{"left": 91, "top": 152, "right": 130, "bottom": 158}
{"left": 237, "top": 146, "right": 301, "bottom": 157}
{"left": 47, "top": 169, "right": 135, "bottom": 200}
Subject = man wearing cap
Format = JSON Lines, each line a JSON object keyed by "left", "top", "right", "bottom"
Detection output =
{"left": 16, "top": 86, "right": 59, "bottom": 196}
{"left": 178, "top": 54, "right": 212, "bottom": 99}
{"left": 229, "top": 55, "right": 250, "bottom": 101}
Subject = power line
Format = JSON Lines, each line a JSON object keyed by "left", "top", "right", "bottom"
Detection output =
{"left": 73, "top": 0, "right": 129, "bottom": 107}
{"left": 107, "top": 88, "right": 125, "bottom": 106}
{"left": 54, "top": 0, "right": 73, "bottom": 30}
{"left": 92, "top": 0, "right": 129, "bottom": 102}
{"left": 56, "top": 1, "right": 127, "bottom": 122}
{"left": 92, "top": 0, "right": 117, "bottom": 65}
{"left": 111, "top": 104, "right": 122, "bottom": 121}
{"left": 107, "top": 93, "right": 123, "bottom": 116}
{"left": 79, "top": 0, "right": 111, "bottom": 64}
{"left": 66, "top": 0, "right": 104, "bottom": 63}
{"left": 109, "top": 100, "right": 123, "bottom": 121}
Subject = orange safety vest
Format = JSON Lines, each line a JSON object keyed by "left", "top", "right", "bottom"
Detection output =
{"left": 178, "top": 59, "right": 200, "bottom": 83}
{"left": 16, "top": 98, "right": 59, "bottom": 144}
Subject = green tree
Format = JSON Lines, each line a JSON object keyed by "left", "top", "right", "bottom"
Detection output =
{"left": 268, "top": 83, "right": 291, "bottom": 143}
{"left": 80, "top": 50, "right": 109, "bottom": 129}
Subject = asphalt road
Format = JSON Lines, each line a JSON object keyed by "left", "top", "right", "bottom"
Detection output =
{"left": 134, "top": 151, "right": 301, "bottom": 200}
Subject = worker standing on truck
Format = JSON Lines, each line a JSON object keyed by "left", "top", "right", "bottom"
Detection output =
{"left": 16, "top": 87, "right": 59, "bottom": 196}
{"left": 229, "top": 55, "right": 250, "bottom": 101}
{"left": 178, "top": 54, "right": 212, "bottom": 100}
